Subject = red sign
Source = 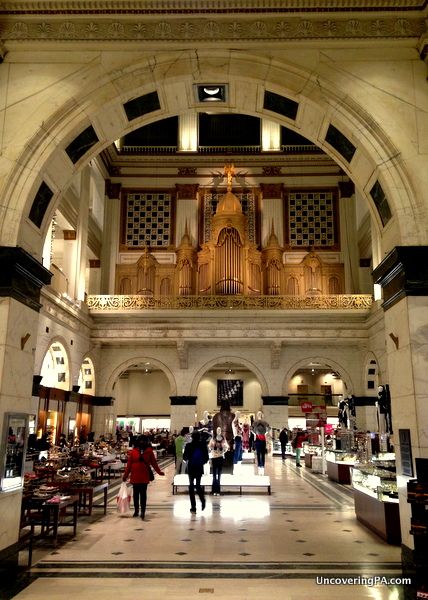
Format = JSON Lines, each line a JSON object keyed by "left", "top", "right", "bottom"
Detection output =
{"left": 301, "top": 401, "right": 313, "bottom": 413}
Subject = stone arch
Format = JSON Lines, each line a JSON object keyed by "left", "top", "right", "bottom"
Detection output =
{"left": 104, "top": 356, "right": 177, "bottom": 397}
{"left": 189, "top": 355, "right": 269, "bottom": 397}
{"left": 0, "top": 51, "right": 422, "bottom": 256}
{"left": 283, "top": 355, "right": 353, "bottom": 396}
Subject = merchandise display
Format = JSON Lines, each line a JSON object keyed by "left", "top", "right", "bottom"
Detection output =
{"left": 325, "top": 449, "right": 358, "bottom": 484}
{"left": 351, "top": 463, "right": 398, "bottom": 502}
{"left": 351, "top": 456, "right": 400, "bottom": 545}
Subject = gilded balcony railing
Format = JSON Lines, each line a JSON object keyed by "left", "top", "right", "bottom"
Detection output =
{"left": 86, "top": 294, "right": 373, "bottom": 311}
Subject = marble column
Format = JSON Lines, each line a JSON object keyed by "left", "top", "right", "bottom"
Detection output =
{"left": 0, "top": 247, "right": 51, "bottom": 552}
{"left": 90, "top": 396, "right": 115, "bottom": 439}
{"left": 261, "top": 396, "right": 289, "bottom": 431}
{"left": 101, "top": 182, "right": 121, "bottom": 295}
{"left": 353, "top": 396, "right": 377, "bottom": 432}
{"left": 75, "top": 166, "right": 90, "bottom": 301}
{"left": 260, "top": 184, "right": 284, "bottom": 248}
{"left": 175, "top": 184, "right": 199, "bottom": 249}
{"left": 372, "top": 246, "right": 428, "bottom": 561}
{"left": 178, "top": 112, "right": 198, "bottom": 152}
{"left": 338, "top": 181, "right": 359, "bottom": 293}
{"left": 261, "top": 119, "right": 281, "bottom": 152}
{"left": 170, "top": 396, "right": 197, "bottom": 435}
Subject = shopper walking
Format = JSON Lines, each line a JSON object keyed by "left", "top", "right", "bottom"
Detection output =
{"left": 123, "top": 435, "right": 165, "bottom": 519}
{"left": 279, "top": 427, "right": 289, "bottom": 460}
{"left": 183, "top": 429, "right": 209, "bottom": 513}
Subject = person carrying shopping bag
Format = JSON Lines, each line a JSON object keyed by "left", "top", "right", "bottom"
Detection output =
{"left": 123, "top": 435, "right": 165, "bottom": 520}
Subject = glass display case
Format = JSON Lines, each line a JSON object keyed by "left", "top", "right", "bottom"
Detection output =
{"left": 351, "top": 464, "right": 398, "bottom": 503}
{"left": 351, "top": 458, "right": 400, "bottom": 545}
{"left": 325, "top": 449, "right": 358, "bottom": 464}
{"left": 326, "top": 449, "right": 358, "bottom": 484}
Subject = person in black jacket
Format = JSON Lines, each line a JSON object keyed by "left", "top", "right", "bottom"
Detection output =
{"left": 183, "top": 429, "right": 209, "bottom": 514}
{"left": 279, "top": 427, "right": 289, "bottom": 460}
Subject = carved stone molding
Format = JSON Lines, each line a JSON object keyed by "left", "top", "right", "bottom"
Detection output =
{"left": 1, "top": 13, "right": 424, "bottom": 42}
{"left": 87, "top": 293, "right": 373, "bottom": 310}
{"left": 176, "top": 340, "right": 188, "bottom": 369}
{"left": 271, "top": 341, "right": 282, "bottom": 369}
{"left": 3, "top": 0, "right": 426, "bottom": 12}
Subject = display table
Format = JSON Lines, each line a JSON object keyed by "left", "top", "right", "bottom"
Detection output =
{"left": 71, "top": 481, "right": 108, "bottom": 516}
{"left": 22, "top": 494, "right": 79, "bottom": 547}
{"left": 57, "top": 480, "right": 108, "bottom": 516}
{"left": 172, "top": 473, "right": 271, "bottom": 495}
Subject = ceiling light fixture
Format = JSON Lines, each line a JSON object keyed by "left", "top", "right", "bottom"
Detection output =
{"left": 196, "top": 84, "right": 227, "bottom": 103}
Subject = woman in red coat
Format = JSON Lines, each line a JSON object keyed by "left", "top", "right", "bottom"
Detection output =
{"left": 123, "top": 435, "right": 165, "bottom": 519}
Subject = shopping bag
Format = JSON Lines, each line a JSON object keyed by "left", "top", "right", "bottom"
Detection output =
{"left": 117, "top": 481, "right": 131, "bottom": 514}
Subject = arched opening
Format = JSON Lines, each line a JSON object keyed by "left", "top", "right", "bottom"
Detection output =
{"left": 113, "top": 361, "right": 173, "bottom": 437}
{"left": 78, "top": 356, "right": 96, "bottom": 396}
{"left": 40, "top": 341, "right": 70, "bottom": 391}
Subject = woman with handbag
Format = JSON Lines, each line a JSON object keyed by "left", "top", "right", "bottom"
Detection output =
{"left": 123, "top": 435, "right": 165, "bottom": 519}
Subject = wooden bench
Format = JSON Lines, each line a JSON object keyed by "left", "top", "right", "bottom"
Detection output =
{"left": 172, "top": 473, "right": 271, "bottom": 495}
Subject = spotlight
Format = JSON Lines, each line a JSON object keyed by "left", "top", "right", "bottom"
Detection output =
{"left": 196, "top": 84, "right": 227, "bottom": 102}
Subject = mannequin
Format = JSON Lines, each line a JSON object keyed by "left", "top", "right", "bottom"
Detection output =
{"left": 241, "top": 417, "right": 250, "bottom": 453}
{"left": 209, "top": 426, "right": 228, "bottom": 495}
{"left": 212, "top": 400, "right": 235, "bottom": 473}
{"left": 347, "top": 394, "right": 357, "bottom": 430}
{"left": 377, "top": 385, "right": 392, "bottom": 435}
{"left": 337, "top": 396, "right": 349, "bottom": 429}
{"left": 232, "top": 411, "right": 243, "bottom": 472}
{"left": 252, "top": 411, "right": 270, "bottom": 475}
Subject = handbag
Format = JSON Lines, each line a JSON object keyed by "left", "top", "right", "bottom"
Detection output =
{"left": 141, "top": 455, "right": 155, "bottom": 481}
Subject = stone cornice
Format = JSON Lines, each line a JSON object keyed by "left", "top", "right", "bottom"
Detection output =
{"left": 2, "top": 0, "right": 427, "bottom": 13}
{"left": 1, "top": 7, "right": 425, "bottom": 42}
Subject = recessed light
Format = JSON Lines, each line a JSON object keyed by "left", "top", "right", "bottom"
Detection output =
{"left": 195, "top": 84, "right": 227, "bottom": 103}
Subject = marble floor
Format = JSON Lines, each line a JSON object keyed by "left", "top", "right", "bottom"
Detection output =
{"left": 2, "top": 456, "right": 415, "bottom": 600}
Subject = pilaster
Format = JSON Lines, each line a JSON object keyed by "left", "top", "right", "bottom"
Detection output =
{"left": 169, "top": 395, "right": 197, "bottom": 434}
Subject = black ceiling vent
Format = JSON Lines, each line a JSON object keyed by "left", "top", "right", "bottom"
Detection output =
{"left": 370, "top": 180, "right": 392, "bottom": 227}
{"left": 65, "top": 125, "right": 99, "bottom": 164}
{"left": 263, "top": 90, "right": 299, "bottom": 121}
{"left": 123, "top": 91, "right": 161, "bottom": 121}
{"left": 29, "top": 181, "right": 54, "bottom": 228}
{"left": 325, "top": 124, "right": 356, "bottom": 163}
